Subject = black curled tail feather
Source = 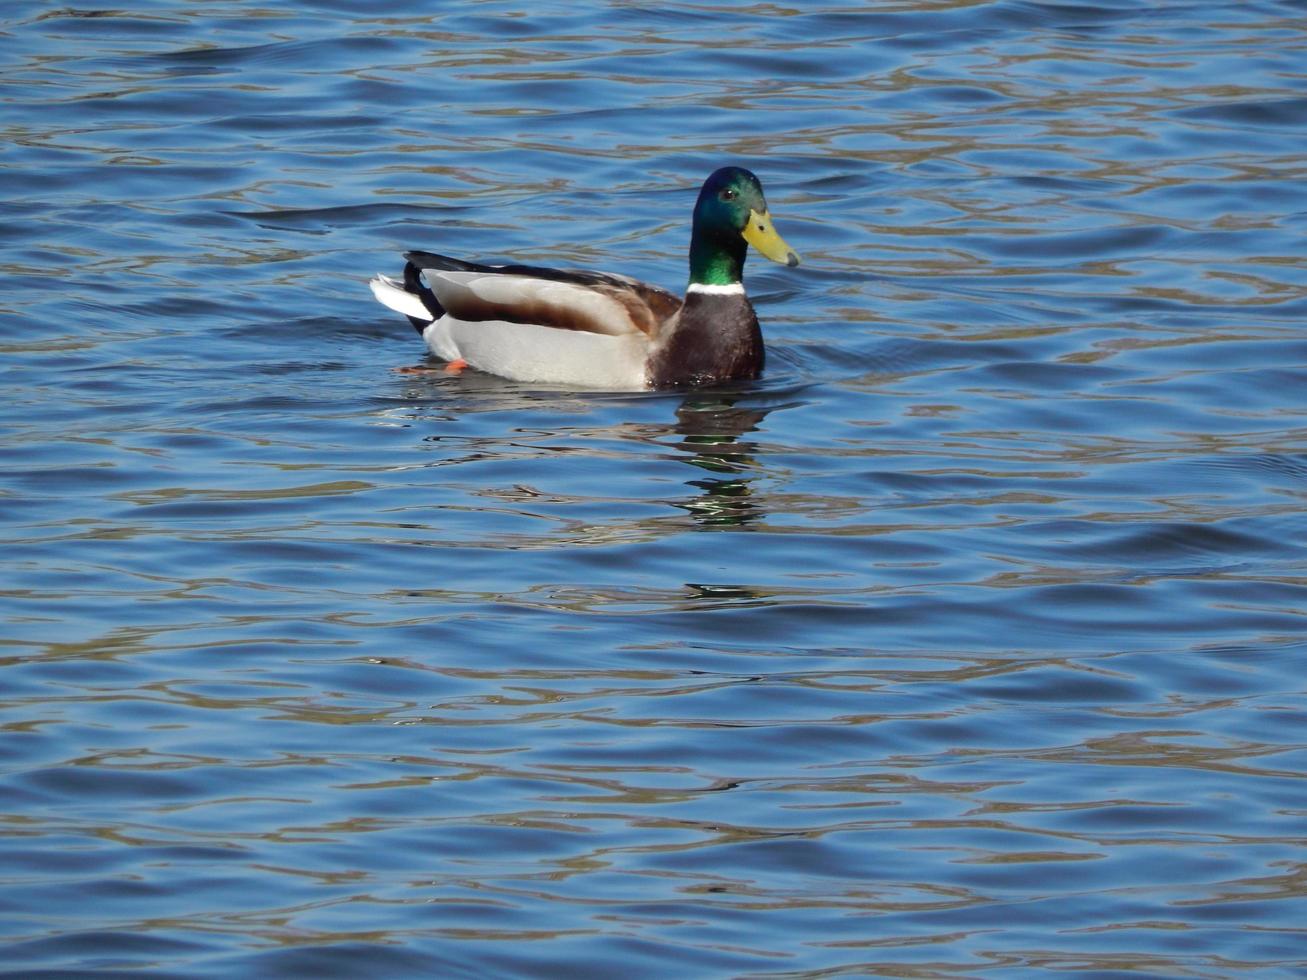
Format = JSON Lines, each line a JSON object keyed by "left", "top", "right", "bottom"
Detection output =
{"left": 403, "top": 260, "right": 444, "bottom": 335}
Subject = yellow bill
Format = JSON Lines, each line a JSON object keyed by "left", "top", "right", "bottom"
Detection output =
{"left": 742, "top": 208, "right": 800, "bottom": 267}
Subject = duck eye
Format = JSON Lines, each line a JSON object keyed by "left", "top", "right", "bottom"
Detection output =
{"left": 720, "top": 188, "right": 737, "bottom": 201}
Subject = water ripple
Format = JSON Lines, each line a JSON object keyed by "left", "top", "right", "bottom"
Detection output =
{"left": 3, "top": 0, "right": 1307, "bottom": 975}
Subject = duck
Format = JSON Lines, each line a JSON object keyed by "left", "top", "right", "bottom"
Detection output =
{"left": 369, "top": 166, "right": 800, "bottom": 389}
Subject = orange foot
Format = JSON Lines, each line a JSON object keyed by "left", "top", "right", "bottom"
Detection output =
{"left": 393, "top": 359, "right": 469, "bottom": 376}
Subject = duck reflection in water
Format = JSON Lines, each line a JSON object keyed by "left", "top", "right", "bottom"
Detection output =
{"left": 671, "top": 396, "right": 773, "bottom": 528}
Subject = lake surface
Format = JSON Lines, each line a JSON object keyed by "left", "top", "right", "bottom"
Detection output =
{"left": 4, "top": 1, "right": 1307, "bottom": 975}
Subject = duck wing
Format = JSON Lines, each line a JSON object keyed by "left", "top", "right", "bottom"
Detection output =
{"left": 405, "top": 250, "right": 681, "bottom": 338}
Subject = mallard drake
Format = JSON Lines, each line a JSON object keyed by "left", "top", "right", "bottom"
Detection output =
{"left": 369, "top": 166, "right": 799, "bottom": 389}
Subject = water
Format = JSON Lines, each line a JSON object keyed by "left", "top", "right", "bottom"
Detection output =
{"left": 4, "top": 1, "right": 1307, "bottom": 975}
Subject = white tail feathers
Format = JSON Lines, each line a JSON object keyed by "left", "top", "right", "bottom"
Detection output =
{"left": 370, "top": 274, "right": 434, "bottom": 322}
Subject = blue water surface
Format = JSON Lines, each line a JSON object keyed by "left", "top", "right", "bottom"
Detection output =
{"left": 3, "top": 1, "right": 1307, "bottom": 975}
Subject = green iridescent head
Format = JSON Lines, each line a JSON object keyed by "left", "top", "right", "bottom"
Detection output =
{"left": 688, "top": 166, "right": 800, "bottom": 286}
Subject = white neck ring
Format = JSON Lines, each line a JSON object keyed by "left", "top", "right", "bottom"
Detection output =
{"left": 686, "top": 282, "right": 746, "bottom": 296}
